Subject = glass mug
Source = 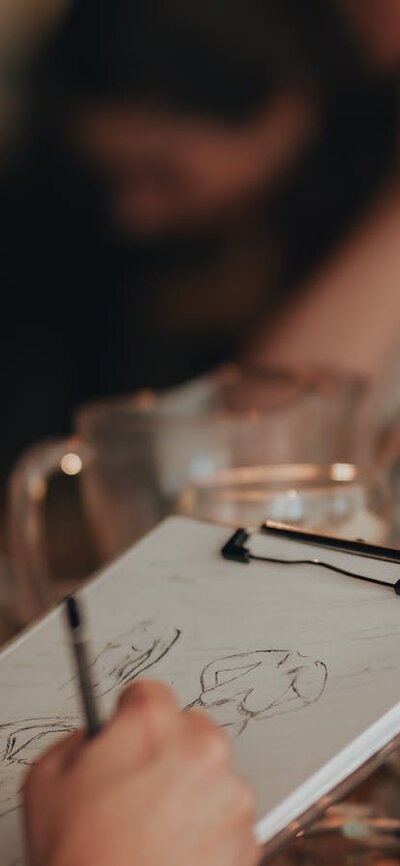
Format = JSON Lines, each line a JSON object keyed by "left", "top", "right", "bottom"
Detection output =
{"left": 8, "top": 365, "right": 376, "bottom": 625}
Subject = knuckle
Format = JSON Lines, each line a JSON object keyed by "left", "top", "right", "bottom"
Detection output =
{"left": 197, "top": 724, "right": 230, "bottom": 766}
{"left": 235, "top": 781, "right": 256, "bottom": 820}
{"left": 113, "top": 681, "right": 178, "bottom": 759}
{"left": 119, "top": 680, "right": 153, "bottom": 706}
{"left": 119, "top": 680, "right": 174, "bottom": 717}
{"left": 134, "top": 690, "right": 169, "bottom": 727}
{"left": 120, "top": 684, "right": 156, "bottom": 720}
{"left": 119, "top": 682, "right": 139, "bottom": 703}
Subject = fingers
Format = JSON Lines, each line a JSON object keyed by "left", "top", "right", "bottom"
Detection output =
{"left": 26, "top": 680, "right": 179, "bottom": 801}
{"left": 75, "top": 680, "right": 180, "bottom": 783}
{"left": 117, "top": 679, "right": 178, "bottom": 717}
{"left": 108, "top": 679, "right": 179, "bottom": 757}
{"left": 180, "top": 708, "right": 232, "bottom": 770}
{"left": 23, "top": 680, "right": 261, "bottom": 866}
{"left": 42, "top": 729, "right": 85, "bottom": 772}
{"left": 157, "top": 707, "right": 259, "bottom": 866}
{"left": 222, "top": 823, "right": 261, "bottom": 866}
{"left": 22, "top": 731, "right": 81, "bottom": 836}
{"left": 183, "top": 711, "right": 257, "bottom": 839}
{"left": 23, "top": 729, "right": 83, "bottom": 795}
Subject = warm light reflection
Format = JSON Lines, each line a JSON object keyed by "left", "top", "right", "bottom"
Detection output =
{"left": 330, "top": 463, "right": 357, "bottom": 482}
{"left": 288, "top": 819, "right": 302, "bottom": 836}
{"left": 27, "top": 476, "right": 46, "bottom": 501}
{"left": 60, "top": 452, "right": 83, "bottom": 476}
{"left": 213, "top": 490, "right": 277, "bottom": 502}
{"left": 195, "top": 464, "right": 321, "bottom": 488}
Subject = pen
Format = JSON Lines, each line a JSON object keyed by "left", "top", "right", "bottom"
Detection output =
{"left": 64, "top": 594, "right": 102, "bottom": 737}
{"left": 262, "top": 520, "right": 400, "bottom": 563}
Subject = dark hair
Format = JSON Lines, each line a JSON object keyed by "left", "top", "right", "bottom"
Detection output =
{"left": 39, "top": 0, "right": 362, "bottom": 122}
{"left": 34, "top": 0, "right": 398, "bottom": 294}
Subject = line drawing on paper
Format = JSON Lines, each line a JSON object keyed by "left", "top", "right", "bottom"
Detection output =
{"left": 60, "top": 621, "right": 181, "bottom": 698}
{"left": 0, "top": 719, "right": 78, "bottom": 819}
{"left": 3, "top": 719, "right": 77, "bottom": 768}
{"left": 187, "top": 650, "right": 328, "bottom": 736}
{"left": 0, "top": 622, "right": 181, "bottom": 821}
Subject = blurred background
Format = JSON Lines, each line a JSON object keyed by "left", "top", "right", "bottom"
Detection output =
{"left": 3, "top": 0, "right": 400, "bottom": 618}
{"left": 1, "top": 0, "right": 399, "bottom": 473}
{"left": 3, "top": 2, "right": 400, "bottom": 861}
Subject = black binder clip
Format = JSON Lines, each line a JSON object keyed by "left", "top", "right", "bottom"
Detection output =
{"left": 221, "top": 522, "right": 400, "bottom": 595}
{"left": 221, "top": 528, "right": 251, "bottom": 563}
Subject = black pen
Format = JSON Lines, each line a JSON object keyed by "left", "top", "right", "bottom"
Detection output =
{"left": 64, "top": 595, "right": 102, "bottom": 737}
{"left": 261, "top": 520, "right": 400, "bottom": 563}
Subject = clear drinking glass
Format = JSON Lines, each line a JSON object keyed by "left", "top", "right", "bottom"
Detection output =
{"left": 178, "top": 462, "right": 391, "bottom": 543}
{"left": 8, "top": 365, "right": 374, "bottom": 625}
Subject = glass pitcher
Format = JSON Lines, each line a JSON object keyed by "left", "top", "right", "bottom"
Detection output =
{"left": 8, "top": 365, "right": 371, "bottom": 625}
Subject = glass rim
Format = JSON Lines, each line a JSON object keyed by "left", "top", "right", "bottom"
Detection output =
{"left": 187, "top": 462, "right": 361, "bottom": 488}
{"left": 74, "top": 365, "right": 368, "bottom": 431}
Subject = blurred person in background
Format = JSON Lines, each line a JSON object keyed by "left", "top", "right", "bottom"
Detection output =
{"left": 338, "top": 0, "right": 400, "bottom": 73}
{"left": 0, "top": 0, "right": 397, "bottom": 492}
{"left": 252, "top": 0, "right": 400, "bottom": 428}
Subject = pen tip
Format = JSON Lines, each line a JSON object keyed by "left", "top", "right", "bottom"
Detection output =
{"left": 65, "top": 594, "right": 81, "bottom": 629}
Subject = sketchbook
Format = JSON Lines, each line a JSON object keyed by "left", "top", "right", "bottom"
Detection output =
{"left": 2, "top": 516, "right": 400, "bottom": 865}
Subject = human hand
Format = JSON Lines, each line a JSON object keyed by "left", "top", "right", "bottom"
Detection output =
{"left": 24, "top": 680, "right": 260, "bottom": 866}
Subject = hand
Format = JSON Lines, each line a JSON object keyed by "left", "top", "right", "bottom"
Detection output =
{"left": 23, "top": 680, "right": 260, "bottom": 866}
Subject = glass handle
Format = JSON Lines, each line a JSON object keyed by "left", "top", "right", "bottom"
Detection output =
{"left": 7, "top": 437, "right": 90, "bottom": 626}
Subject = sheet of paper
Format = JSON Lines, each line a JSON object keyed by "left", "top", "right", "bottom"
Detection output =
{"left": 1, "top": 516, "right": 400, "bottom": 865}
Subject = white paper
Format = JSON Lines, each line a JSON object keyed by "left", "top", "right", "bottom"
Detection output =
{"left": 1, "top": 516, "right": 400, "bottom": 865}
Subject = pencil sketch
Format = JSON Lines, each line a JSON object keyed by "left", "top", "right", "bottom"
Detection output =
{"left": 0, "top": 718, "right": 77, "bottom": 818}
{"left": 0, "top": 622, "right": 181, "bottom": 822}
{"left": 187, "top": 650, "right": 328, "bottom": 736}
{"left": 60, "top": 621, "right": 181, "bottom": 698}
{"left": 3, "top": 718, "right": 77, "bottom": 768}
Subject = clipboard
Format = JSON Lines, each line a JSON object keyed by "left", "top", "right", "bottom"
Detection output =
{"left": 2, "top": 516, "right": 400, "bottom": 865}
{"left": 221, "top": 520, "right": 400, "bottom": 857}
{"left": 222, "top": 521, "right": 400, "bottom": 594}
